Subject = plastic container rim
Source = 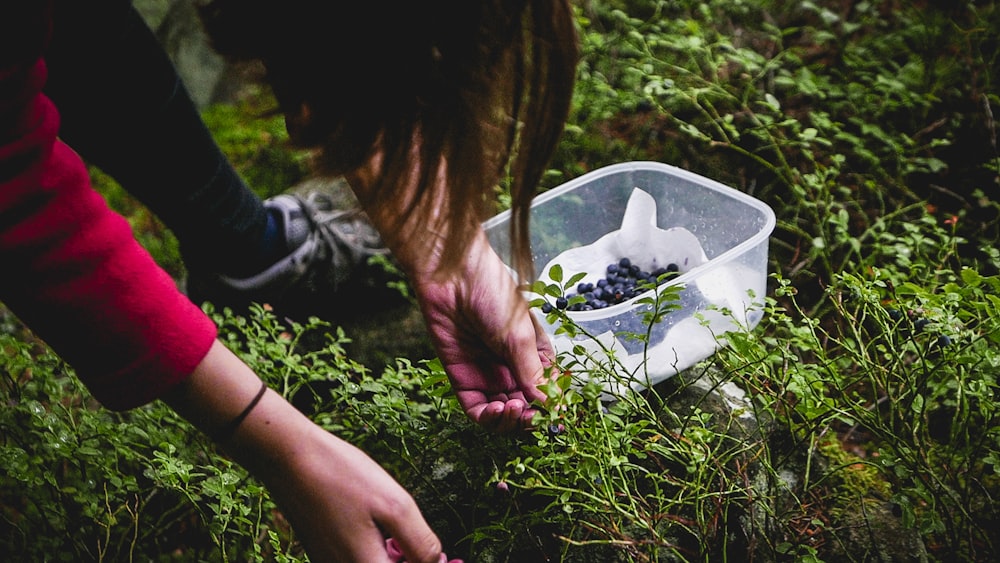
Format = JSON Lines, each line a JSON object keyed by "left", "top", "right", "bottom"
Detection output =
{"left": 484, "top": 161, "right": 777, "bottom": 318}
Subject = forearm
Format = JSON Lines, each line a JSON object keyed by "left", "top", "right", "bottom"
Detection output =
{"left": 162, "top": 341, "right": 348, "bottom": 528}
{"left": 163, "top": 340, "right": 448, "bottom": 563}
{"left": 162, "top": 340, "right": 316, "bottom": 479}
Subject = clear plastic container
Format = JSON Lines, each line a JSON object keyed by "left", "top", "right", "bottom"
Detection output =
{"left": 483, "top": 161, "right": 776, "bottom": 392}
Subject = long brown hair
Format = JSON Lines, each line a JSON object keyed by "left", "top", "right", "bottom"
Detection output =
{"left": 199, "top": 0, "right": 578, "bottom": 280}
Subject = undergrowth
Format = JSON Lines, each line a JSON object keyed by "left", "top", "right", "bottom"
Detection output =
{"left": 2, "top": 0, "right": 1000, "bottom": 561}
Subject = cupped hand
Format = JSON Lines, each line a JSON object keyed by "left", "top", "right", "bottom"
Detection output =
{"left": 412, "top": 231, "right": 555, "bottom": 432}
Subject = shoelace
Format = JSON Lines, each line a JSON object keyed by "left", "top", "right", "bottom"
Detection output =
{"left": 299, "top": 191, "right": 389, "bottom": 258}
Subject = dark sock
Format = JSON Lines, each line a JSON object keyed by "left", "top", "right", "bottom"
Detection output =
{"left": 260, "top": 209, "right": 287, "bottom": 262}
{"left": 227, "top": 208, "right": 288, "bottom": 278}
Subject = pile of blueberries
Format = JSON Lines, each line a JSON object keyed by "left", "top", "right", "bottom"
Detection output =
{"left": 541, "top": 257, "right": 680, "bottom": 313}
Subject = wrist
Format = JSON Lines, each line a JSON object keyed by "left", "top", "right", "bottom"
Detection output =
{"left": 163, "top": 340, "right": 319, "bottom": 478}
{"left": 209, "top": 380, "right": 268, "bottom": 443}
{"left": 219, "top": 386, "right": 324, "bottom": 482}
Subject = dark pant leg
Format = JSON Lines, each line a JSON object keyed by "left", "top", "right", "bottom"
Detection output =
{"left": 42, "top": 0, "right": 267, "bottom": 273}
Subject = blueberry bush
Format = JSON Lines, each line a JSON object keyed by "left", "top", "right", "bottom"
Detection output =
{"left": 3, "top": 0, "right": 1000, "bottom": 561}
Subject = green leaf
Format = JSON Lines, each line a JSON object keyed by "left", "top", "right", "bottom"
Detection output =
{"left": 546, "top": 283, "right": 563, "bottom": 298}
{"left": 566, "top": 271, "right": 587, "bottom": 289}
{"left": 960, "top": 267, "right": 982, "bottom": 287}
{"left": 549, "top": 264, "right": 564, "bottom": 283}
{"left": 764, "top": 92, "right": 781, "bottom": 111}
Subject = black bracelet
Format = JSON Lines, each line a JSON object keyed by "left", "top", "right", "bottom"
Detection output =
{"left": 212, "top": 381, "right": 268, "bottom": 443}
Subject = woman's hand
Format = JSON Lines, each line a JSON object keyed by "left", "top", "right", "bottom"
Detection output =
{"left": 411, "top": 231, "right": 554, "bottom": 432}
{"left": 345, "top": 153, "right": 557, "bottom": 433}
{"left": 167, "top": 341, "right": 452, "bottom": 563}
{"left": 241, "top": 414, "right": 448, "bottom": 562}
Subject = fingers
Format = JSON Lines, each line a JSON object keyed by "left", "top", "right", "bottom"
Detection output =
{"left": 443, "top": 299, "right": 556, "bottom": 433}
{"left": 503, "top": 312, "right": 551, "bottom": 406}
{"left": 457, "top": 391, "right": 527, "bottom": 433}
{"left": 379, "top": 501, "right": 445, "bottom": 563}
{"left": 530, "top": 310, "right": 557, "bottom": 364}
{"left": 490, "top": 398, "right": 529, "bottom": 433}
{"left": 386, "top": 538, "right": 460, "bottom": 563}
{"left": 451, "top": 372, "right": 542, "bottom": 433}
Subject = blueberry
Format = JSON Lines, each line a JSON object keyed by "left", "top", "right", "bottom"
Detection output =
{"left": 607, "top": 264, "right": 619, "bottom": 274}
{"left": 619, "top": 257, "right": 631, "bottom": 269}
{"left": 596, "top": 278, "right": 609, "bottom": 288}
{"left": 887, "top": 308, "right": 902, "bottom": 321}
{"left": 541, "top": 302, "right": 553, "bottom": 313}
{"left": 583, "top": 291, "right": 595, "bottom": 301}
{"left": 914, "top": 317, "right": 930, "bottom": 332}
{"left": 936, "top": 334, "right": 952, "bottom": 347}
{"left": 548, "top": 423, "right": 564, "bottom": 436}
{"left": 555, "top": 296, "right": 568, "bottom": 310}
{"left": 629, "top": 264, "right": 641, "bottom": 277}
{"left": 653, "top": 266, "right": 679, "bottom": 283}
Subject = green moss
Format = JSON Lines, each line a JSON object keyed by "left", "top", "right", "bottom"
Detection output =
{"left": 200, "top": 87, "right": 311, "bottom": 199}
{"left": 817, "top": 436, "right": 892, "bottom": 522}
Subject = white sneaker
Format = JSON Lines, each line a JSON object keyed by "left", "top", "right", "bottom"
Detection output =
{"left": 186, "top": 192, "right": 404, "bottom": 317}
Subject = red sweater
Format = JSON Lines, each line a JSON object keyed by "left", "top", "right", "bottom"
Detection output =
{"left": 0, "top": 5, "right": 217, "bottom": 410}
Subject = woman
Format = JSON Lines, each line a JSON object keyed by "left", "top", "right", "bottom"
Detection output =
{"left": 198, "top": 0, "right": 579, "bottom": 431}
{"left": 0, "top": 0, "right": 577, "bottom": 560}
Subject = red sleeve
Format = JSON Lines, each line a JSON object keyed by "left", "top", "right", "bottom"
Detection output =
{"left": 0, "top": 27, "right": 218, "bottom": 410}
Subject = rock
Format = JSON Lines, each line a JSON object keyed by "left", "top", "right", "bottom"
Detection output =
{"left": 824, "top": 501, "right": 929, "bottom": 562}
{"left": 136, "top": 0, "right": 258, "bottom": 109}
